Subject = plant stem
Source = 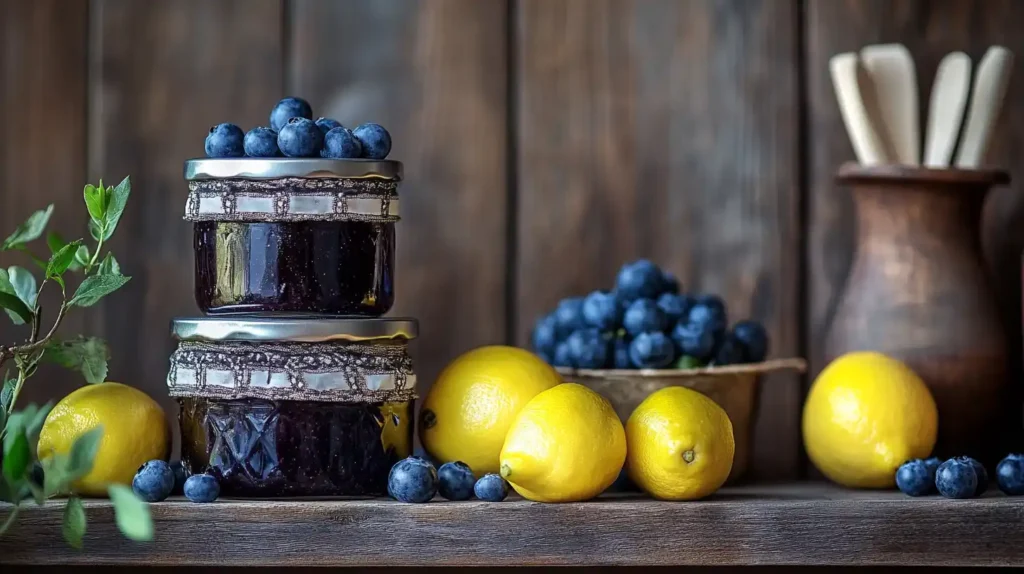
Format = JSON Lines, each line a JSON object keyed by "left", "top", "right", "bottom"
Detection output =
{"left": 6, "top": 368, "right": 27, "bottom": 416}
{"left": 85, "top": 233, "right": 105, "bottom": 274}
{"left": 0, "top": 503, "right": 20, "bottom": 536}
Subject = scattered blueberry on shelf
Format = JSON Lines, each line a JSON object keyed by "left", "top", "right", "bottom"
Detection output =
{"left": 474, "top": 474, "right": 510, "bottom": 502}
{"left": 437, "top": 461, "right": 476, "bottom": 501}
{"left": 132, "top": 460, "right": 176, "bottom": 503}
{"left": 387, "top": 457, "right": 511, "bottom": 503}
{"left": 530, "top": 259, "right": 770, "bottom": 370}
{"left": 203, "top": 96, "right": 392, "bottom": 160}
{"left": 388, "top": 456, "right": 439, "bottom": 503}
{"left": 896, "top": 455, "right": 1008, "bottom": 499}
{"left": 184, "top": 473, "right": 221, "bottom": 503}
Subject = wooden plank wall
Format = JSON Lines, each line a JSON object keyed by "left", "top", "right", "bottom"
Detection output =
{"left": 2, "top": 0, "right": 1023, "bottom": 481}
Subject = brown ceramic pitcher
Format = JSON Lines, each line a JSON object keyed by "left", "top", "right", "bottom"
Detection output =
{"left": 824, "top": 163, "right": 1012, "bottom": 466}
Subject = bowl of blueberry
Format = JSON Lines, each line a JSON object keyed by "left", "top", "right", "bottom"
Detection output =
{"left": 530, "top": 259, "right": 806, "bottom": 482}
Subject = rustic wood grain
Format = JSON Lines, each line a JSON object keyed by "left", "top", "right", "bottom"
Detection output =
{"left": 0, "top": 0, "right": 89, "bottom": 405}
{"left": 515, "top": 0, "right": 802, "bottom": 480}
{"left": 288, "top": 0, "right": 509, "bottom": 398}
{"left": 3, "top": 483, "right": 1024, "bottom": 567}
{"left": 87, "top": 0, "right": 283, "bottom": 433}
{"left": 806, "top": 0, "right": 1024, "bottom": 466}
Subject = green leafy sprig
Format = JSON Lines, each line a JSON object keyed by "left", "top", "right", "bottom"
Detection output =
{"left": 0, "top": 177, "right": 152, "bottom": 547}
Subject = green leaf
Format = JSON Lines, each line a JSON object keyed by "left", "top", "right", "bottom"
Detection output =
{"left": 108, "top": 484, "right": 153, "bottom": 542}
{"left": 0, "top": 292, "right": 31, "bottom": 325}
{"left": 43, "top": 336, "right": 110, "bottom": 384}
{"left": 46, "top": 240, "right": 83, "bottom": 279}
{"left": 0, "top": 269, "right": 31, "bottom": 325}
{"left": 104, "top": 177, "right": 130, "bottom": 237}
{"left": 42, "top": 453, "right": 70, "bottom": 496}
{"left": 66, "top": 425, "right": 103, "bottom": 481}
{"left": 62, "top": 496, "right": 86, "bottom": 549}
{"left": 2, "top": 204, "right": 54, "bottom": 250}
{"left": 83, "top": 184, "right": 106, "bottom": 223}
{"left": 97, "top": 253, "right": 120, "bottom": 276}
{"left": 3, "top": 430, "right": 30, "bottom": 483}
{"left": 73, "top": 244, "right": 90, "bottom": 270}
{"left": 25, "top": 401, "right": 52, "bottom": 445}
{"left": 8, "top": 266, "right": 38, "bottom": 309}
{"left": 1, "top": 374, "right": 14, "bottom": 411}
{"left": 69, "top": 274, "right": 130, "bottom": 307}
{"left": 87, "top": 219, "right": 104, "bottom": 242}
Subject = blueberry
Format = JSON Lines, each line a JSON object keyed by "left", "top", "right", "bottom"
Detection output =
{"left": 582, "top": 290, "right": 622, "bottom": 331}
{"left": 553, "top": 297, "right": 586, "bottom": 334}
{"left": 711, "top": 334, "right": 746, "bottom": 366}
{"left": 623, "top": 299, "right": 667, "bottom": 336}
{"left": 687, "top": 298, "right": 728, "bottom": 337}
{"left": 388, "top": 456, "right": 438, "bottom": 503}
{"left": 131, "top": 460, "right": 175, "bottom": 503}
{"left": 896, "top": 459, "right": 935, "bottom": 496}
{"left": 204, "top": 123, "right": 245, "bottom": 158}
{"left": 674, "top": 355, "right": 704, "bottom": 369}
{"left": 437, "top": 461, "right": 475, "bottom": 501}
{"left": 660, "top": 270, "right": 680, "bottom": 295}
{"left": 953, "top": 456, "right": 988, "bottom": 495}
{"left": 671, "top": 320, "right": 716, "bottom": 361}
{"left": 732, "top": 320, "right": 769, "bottom": 363}
{"left": 278, "top": 117, "right": 324, "bottom": 157}
{"left": 935, "top": 458, "right": 978, "bottom": 499}
{"left": 612, "top": 334, "right": 632, "bottom": 369}
{"left": 321, "top": 126, "right": 363, "bottom": 159}
{"left": 552, "top": 341, "right": 573, "bottom": 367}
{"left": 474, "top": 473, "right": 509, "bottom": 502}
{"left": 169, "top": 460, "right": 189, "bottom": 494}
{"left": 353, "top": 123, "right": 392, "bottom": 159}
{"left": 629, "top": 332, "right": 676, "bottom": 369}
{"left": 656, "top": 293, "right": 692, "bottom": 325}
{"left": 315, "top": 117, "right": 343, "bottom": 134}
{"left": 566, "top": 329, "right": 610, "bottom": 369}
{"left": 183, "top": 473, "right": 220, "bottom": 503}
{"left": 531, "top": 313, "right": 560, "bottom": 356}
{"left": 243, "top": 126, "right": 280, "bottom": 157}
{"left": 615, "top": 260, "right": 663, "bottom": 302}
{"left": 270, "top": 97, "right": 313, "bottom": 132}
{"left": 996, "top": 454, "right": 1024, "bottom": 495}
{"left": 923, "top": 456, "right": 942, "bottom": 478}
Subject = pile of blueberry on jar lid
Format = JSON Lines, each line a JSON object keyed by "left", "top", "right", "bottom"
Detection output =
{"left": 530, "top": 259, "right": 769, "bottom": 371}
{"left": 133, "top": 98, "right": 420, "bottom": 504}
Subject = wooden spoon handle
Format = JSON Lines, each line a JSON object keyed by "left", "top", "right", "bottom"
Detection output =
{"left": 956, "top": 46, "right": 1014, "bottom": 168}
{"left": 830, "top": 53, "right": 891, "bottom": 164}
{"left": 924, "top": 51, "right": 972, "bottom": 167}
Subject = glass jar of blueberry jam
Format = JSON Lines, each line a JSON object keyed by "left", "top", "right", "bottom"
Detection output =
{"left": 167, "top": 316, "right": 417, "bottom": 497}
{"left": 183, "top": 158, "right": 402, "bottom": 315}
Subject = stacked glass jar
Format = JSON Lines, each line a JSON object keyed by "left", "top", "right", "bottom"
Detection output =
{"left": 167, "top": 158, "right": 416, "bottom": 497}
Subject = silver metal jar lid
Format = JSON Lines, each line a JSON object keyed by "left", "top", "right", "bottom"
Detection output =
{"left": 183, "top": 158, "right": 403, "bottom": 181}
{"left": 171, "top": 316, "right": 418, "bottom": 343}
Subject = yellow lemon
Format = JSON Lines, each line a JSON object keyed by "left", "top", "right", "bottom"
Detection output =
{"left": 420, "top": 345, "right": 561, "bottom": 476}
{"left": 803, "top": 351, "right": 938, "bottom": 488}
{"left": 499, "top": 383, "right": 625, "bottom": 502}
{"left": 626, "top": 386, "right": 735, "bottom": 500}
{"left": 37, "top": 382, "right": 170, "bottom": 496}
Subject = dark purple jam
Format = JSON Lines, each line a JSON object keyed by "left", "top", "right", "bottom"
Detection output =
{"left": 194, "top": 220, "right": 394, "bottom": 315}
{"left": 179, "top": 397, "right": 413, "bottom": 497}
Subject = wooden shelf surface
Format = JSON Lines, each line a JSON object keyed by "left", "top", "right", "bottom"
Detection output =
{"left": 2, "top": 482, "right": 1023, "bottom": 567}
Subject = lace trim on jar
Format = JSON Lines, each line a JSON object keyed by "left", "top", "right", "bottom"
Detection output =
{"left": 167, "top": 340, "right": 415, "bottom": 403}
{"left": 184, "top": 178, "right": 399, "bottom": 223}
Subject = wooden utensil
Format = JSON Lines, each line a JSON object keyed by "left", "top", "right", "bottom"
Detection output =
{"left": 924, "top": 51, "right": 972, "bottom": 167}
{"left": 861, "top": 43, "right": 920, "bottom": 164}
{"left": 956, "top": 46, "right": 1014, "bottom": 168}
{"left": 829, "top": 52, "right": 892, "bottom": 165}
